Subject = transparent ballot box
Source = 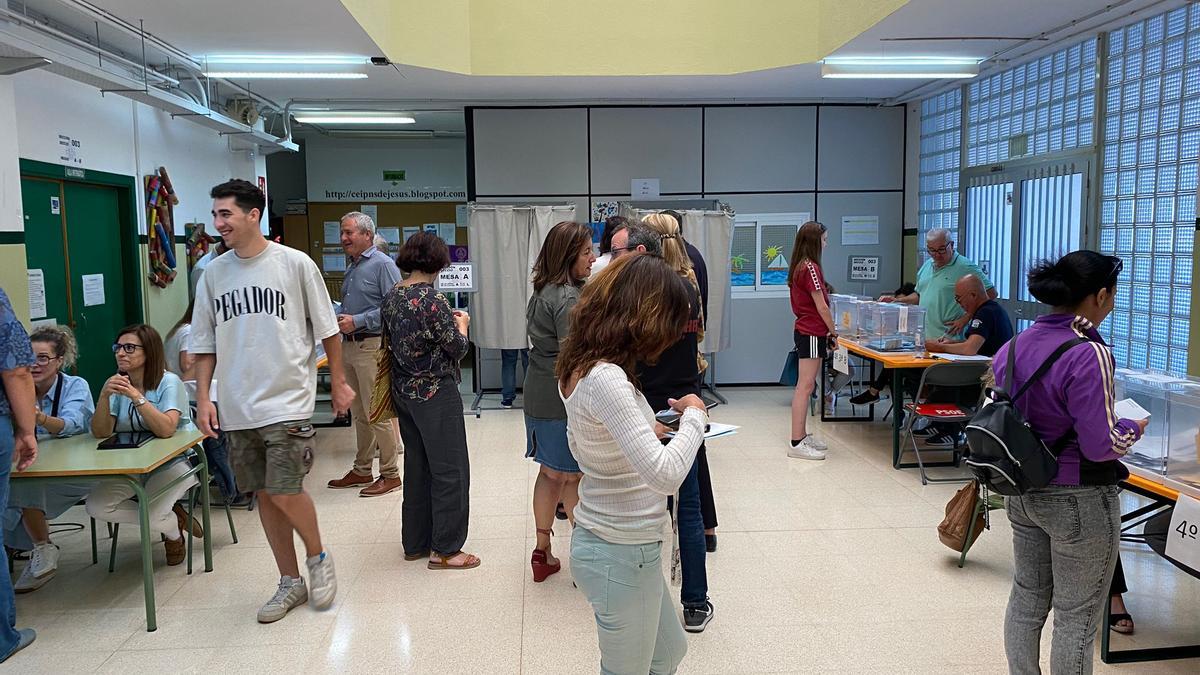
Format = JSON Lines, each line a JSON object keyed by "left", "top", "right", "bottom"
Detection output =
{"left": 860, "top": 302, "right": 924, "bottom": 352}
{"left": 1114, "top": 369, "right": 1200, "bottom": 490}
{"left": 830, "top": 295, "right": 864, "bottom": 337}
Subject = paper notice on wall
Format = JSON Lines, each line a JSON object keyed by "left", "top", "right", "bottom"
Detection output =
{"left": 30, "top": 318, "right": 56, "bottom": 331}
{"left": 379, "top": 227, "right": 401, "bottom": 244}
{"left": 841, "top": 215, "right": 880, "bottom": 246}
{"left": 439, "top": 223, "right": 456, "bottom": 243}
{"left": 27, "top": 269, "right": 47, "bottom": 319}
{"left": 423, "top": 223, "right": 438, "bottom": 234}
{"left": 322, "top": 254, "right": 347, "bottom": 273}
{"left": 324, "top": 221, "right": 341, "bottom": 244}
{"left": 402, "top": 226, "right": 420, "bottom": 241}
{"left": 81, "top": 274, "right": 105, "bottom": 307}
{"left": 631, "top": 178, "right": 660, "bottom": 198}
{"left": 361, "top": 204, "right": 378, "bottom": 223}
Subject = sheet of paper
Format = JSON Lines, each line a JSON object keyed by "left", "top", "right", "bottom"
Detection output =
{"left": 841, "top": 215, "right": 880, "bottom": 246}
{"left": 1114, "top": 398, "right": 1152, "bottom": 421}
{"left": 322, "top": 254, "right": 346, "bottom": 273}
{"left": 898, "top": 305, "right": 909, "bottom": 333}
{"left": 439, "top": 223, "right": 457, "bottom": 243}
{"left": 1166, "top": 494, "right": 1200, "bottom": 574}
{"left": 81, "top": 274, "right": 105, "bottom": 307}
{"left": 361, "top": 204, "right": 378, "bottom": 223}
{"left": 379, "top": 227, "right": 401, "bottom": 244}
{"left": 30, "top": 318, "right": 56, "bottom": 331}
{"left": 323, "top": 221, "right": 340, "bottom": 244}
{"left": 402, "top": 226, "right": 420, "bottom": 241}
{"left": 27, "top": 269, "right": 46, "bottom": 319}
{"left": 666, "top": 422, "right": 740, "bottom": 440}
{"left": 832, "top": 346, "right": 850, "bottom": 375}
{"left": 931, "top": 353, "right": 992, "bottom": 362}
{"left": 423, "top": 223, "right": 438, "bottom": 233}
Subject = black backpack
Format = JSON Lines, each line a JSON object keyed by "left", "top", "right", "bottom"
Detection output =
{"left": 963, "top": 333, "right": 1086, "bottom": 496}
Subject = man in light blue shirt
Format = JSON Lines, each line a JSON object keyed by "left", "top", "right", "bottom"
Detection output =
{"left": 329, "top": 211, "right": 404, "bottom": 496}
{"left": 886, "top": 228, "right": 996, "bottom": 339}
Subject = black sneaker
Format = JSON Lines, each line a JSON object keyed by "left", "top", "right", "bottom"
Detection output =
{"left": 683, "top": 600, "right": 714, "bottom": 633}
{"left": 924, "top": 432, "right": 962, "bottom": 449}
{"left": 849, "top": 390, "right": 880, "bottom": 405}
{"left": 501, "top": 399, "right": 514, "bottom": 409}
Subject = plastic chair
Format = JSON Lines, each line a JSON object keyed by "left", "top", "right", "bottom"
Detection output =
{"left": 899, "top": 361, "right": 990, "bottom": 485}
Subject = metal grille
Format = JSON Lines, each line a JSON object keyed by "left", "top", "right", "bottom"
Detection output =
{"left": 919, "top": 89, "right": 962, "bottom": 261}
{"left": 964, "top": 180, "right": 1014, "bottom": 298}
{"left": 1101, "top": 4, "right": 1195, "bottom": 374}
{"left": 967, "top": 39, "right": 1098, "bottom": 166}
{"left": 1017, "top": 172, "right": 1084, "bottom": 301}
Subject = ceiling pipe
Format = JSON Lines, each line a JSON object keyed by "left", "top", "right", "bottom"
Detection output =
{"left": 45, "top": 0, "right": 202, "bottom": 70}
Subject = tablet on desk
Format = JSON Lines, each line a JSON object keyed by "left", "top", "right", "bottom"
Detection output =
{"left": 97, "top": 432, "right": 155, "bottom": 450}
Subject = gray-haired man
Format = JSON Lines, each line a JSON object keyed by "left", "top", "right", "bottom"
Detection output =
{"left": 328, "top": 211, "right": 404, "bottom": 496}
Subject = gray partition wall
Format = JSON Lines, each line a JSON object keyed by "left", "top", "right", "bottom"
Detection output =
{"left": 469, "top": 104, "right": 906, "bottom": 385}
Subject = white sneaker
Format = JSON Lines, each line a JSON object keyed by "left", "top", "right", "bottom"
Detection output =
{"left": 14, "top": 543, "right": 59, "bottom": 593}
{"left": 257, "top": 577, "right": 308, "bottom": 623}
{"left": 306, "top": 550, "right": 337, "bottom": 610}
{"left": 807, "top": 435, "right": 829, "bottom": 451}
{"left": 788, "top": 437, "right": 827, "bottom": 461}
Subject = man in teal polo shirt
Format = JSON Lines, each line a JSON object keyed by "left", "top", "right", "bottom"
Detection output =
{"left": 886, "top": 228, "right": 995, "bottom": 339}
{"left": 849, "top": 228, "right": 996, "bottom": 407}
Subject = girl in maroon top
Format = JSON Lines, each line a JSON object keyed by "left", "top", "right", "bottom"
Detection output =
{"left": 787, "top": 221, "right": 838, "bottom": 460}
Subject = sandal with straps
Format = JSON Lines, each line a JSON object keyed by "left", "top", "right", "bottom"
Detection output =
{"left": 531, "top": 527, "right": 561, "bottom": 582}
{"left": 1109, "top": 612, "right": 1135, "bottom": 635}
{"left": 427, "top": 550, "right": 481, "bottom": 571}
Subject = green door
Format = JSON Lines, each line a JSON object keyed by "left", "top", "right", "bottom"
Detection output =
{"left": 62, "top": 181, "right": 130, "bottom": 396}
{"left": 20, "top": 178, "right": 72, "bottom": 327}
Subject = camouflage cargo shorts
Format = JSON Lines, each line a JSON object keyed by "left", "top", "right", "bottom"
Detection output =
{"left": 226, "top": 420, "right": 315, "bottom": 495}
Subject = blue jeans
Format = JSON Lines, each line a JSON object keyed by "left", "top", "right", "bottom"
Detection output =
{"left": 677, "top": 451, "right": 707, "bottom": 608}
{"left": 571, "top": 527, "right": 687, "bottom": 675}
{"left": 0, "top": 416, "right": 23, "bottom": 659}
{"left": 500, "top": 349, "right": 528, "bottom": 403}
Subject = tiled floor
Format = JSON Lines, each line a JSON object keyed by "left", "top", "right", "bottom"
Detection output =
{"left": 8, "top": 387, "right": 1200, "bottom": 673}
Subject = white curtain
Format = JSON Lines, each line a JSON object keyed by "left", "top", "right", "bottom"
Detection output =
{"left": 467, "top": 204, "right": 577, "bottom": 349}
{"left": 626, "top": 207, "right": 734, "bottom": 354}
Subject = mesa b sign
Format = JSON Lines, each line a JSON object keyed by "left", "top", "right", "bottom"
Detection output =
{"left": 437, "top": 263, "right": 475, "bottom": 292}
{"left": 848, "top": 256, "right": 880, "bottom": 282}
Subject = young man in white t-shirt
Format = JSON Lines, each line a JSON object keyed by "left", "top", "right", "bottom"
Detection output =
{"left": 190, "top": 180, "right": 354, "bottom": 624}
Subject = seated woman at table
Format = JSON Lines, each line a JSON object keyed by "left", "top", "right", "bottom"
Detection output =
{"left": 85, "top": 324, "right": 200, "bottom": 567}
{"left": 4, "top": 325, "right": 96, "bottom": 592}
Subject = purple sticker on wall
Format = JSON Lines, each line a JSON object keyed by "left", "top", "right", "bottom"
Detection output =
{"left": 449, "top": 245, "right": 469, "bottom": 262}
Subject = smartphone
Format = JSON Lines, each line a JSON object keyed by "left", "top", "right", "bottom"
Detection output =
{"left": 655, "top": 400, "right": 719, "bottom": 430}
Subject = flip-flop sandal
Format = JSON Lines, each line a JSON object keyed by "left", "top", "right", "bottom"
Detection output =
{"left": 1109, "top": 612, "right": 1135, "bottom": 635}
{"left": 428, "top": 551, "right": 481, "bottom": 571}
{"left": 404, "top": 550, "right": 430, "bottom": 561}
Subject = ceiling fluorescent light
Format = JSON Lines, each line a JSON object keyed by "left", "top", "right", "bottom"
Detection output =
{"left": 207, "top": 71, "right": 367, "bottom": 79}
{"left": 293, "top": 114, "right": 416, "bottom": 124}
{"left": 821, "top": 57, "right": 979, "bottom": 79}
{"left": 204, "top": 55, "right": 367, "bottom": 65}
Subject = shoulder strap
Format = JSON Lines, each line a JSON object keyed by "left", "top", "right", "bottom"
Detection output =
{"left": 50, "top": 373, "right": 65, "bottom": 418}
{"left": 1012, "top": 336, "right": 1088, "bottom": 402}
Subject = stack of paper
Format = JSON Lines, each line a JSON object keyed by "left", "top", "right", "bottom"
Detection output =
{"left": 931, "top": 353, "right": 991, "bottom": 362}
{"left": 666, "top": 422, "right": 739, "bottom": 440}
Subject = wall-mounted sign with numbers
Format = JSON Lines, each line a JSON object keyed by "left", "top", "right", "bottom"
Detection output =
{"left": 1166, "top": 493, "right": 1200, "bottom": 573}
{"left": 437, "top": 263, "right": 475, "bottom": 292}
{"left": 848, "top": 256, "right": 880, "bottom": 282}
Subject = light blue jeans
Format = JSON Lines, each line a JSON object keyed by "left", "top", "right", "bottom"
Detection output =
{"left": 571, "top": 527, "right": 687, "bottom": 675}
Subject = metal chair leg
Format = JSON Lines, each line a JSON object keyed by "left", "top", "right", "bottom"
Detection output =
{"left": 186, "top": 489, "right": 196, "bottom": 576}
{"left": 224, "top": 496, "right": 238, "bottom": 544}
{"left": 90, "top": 518, "right": 98, "bottom": 565}
{"left": 108, "top": 523, "right": 120, "bottom": 573}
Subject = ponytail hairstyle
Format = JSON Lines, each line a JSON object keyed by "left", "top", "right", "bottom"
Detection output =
{"left": 30, "top": 324, "right": 79, "bottom": 368}
{"left": 1027, "top": 250, "right": 1123, "bottom": 308}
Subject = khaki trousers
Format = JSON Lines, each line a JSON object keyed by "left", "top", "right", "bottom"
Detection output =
{"left": 344, "top": 336, "right": 402, "bottom": 479}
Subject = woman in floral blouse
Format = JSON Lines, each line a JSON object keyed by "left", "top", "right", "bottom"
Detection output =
{"left": 380, "top": 232, "right": 478, "bottom": 570}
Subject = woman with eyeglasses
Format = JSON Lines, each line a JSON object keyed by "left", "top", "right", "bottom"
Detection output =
{"left": 86, "top": 324, "right": 200, "bottom": 567}
{"left": 4, "top": 325, "right": 96, "bottom": 592}
{"left": 995, "top": 251, "right": 1144, "bottom": 675}
{"left": 787, "top": 221, "right": 836, "bottom": 460}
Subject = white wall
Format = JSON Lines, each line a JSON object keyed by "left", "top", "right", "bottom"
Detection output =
{"left": 470, "top": 104, "right": 907, "bottom": 384}
{"left": 3, "top": 69, "right": 263, "bottom": 332}
{"left": 305, "top": 135, "right": 466, "bottom": 202}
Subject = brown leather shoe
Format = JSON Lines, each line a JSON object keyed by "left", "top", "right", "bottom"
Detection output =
{"left": 359, "top": 476, "right": 402, "bottom": 498}
{"left": 163, "top": 530, "right": 186, "bottom": 566}
{"left": 328, "top": 470, "right": 374, "bottom": 489}
{"left": 173, "top": 503, "right": 203, "bottom": 538}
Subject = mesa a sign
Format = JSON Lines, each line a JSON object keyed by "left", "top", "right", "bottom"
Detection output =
{"left": 437, "top": 263, "right": 475, "bottom": 292}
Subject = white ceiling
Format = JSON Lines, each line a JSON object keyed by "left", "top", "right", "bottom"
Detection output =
{"left": 21, "top": 0, "right": 1182, "bottom": 107}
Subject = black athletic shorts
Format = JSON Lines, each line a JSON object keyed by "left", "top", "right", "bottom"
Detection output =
{"left": 793, "top": 331, "right": 832, "bottom": 359}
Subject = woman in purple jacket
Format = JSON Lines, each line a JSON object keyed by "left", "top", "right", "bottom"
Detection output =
{"left": 994, "top": 250, "right": 1146, "bottom": 675}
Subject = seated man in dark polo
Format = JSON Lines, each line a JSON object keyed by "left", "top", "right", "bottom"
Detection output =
{"left": 918, "top": 273, "right": 1014, "bottom": 448}
{"left": 924, "top": 273, "right": 1013, "bottom": 358}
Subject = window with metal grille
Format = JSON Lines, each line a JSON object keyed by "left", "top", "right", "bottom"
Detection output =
{"left": 966, "top": 39, "right": 1098, "bottom": 167}
{"left": 918, "top": 89, "right": 962, "bottom": 261}
{"left": 1100, "top": 5, "right": 1195, "bottom": 374}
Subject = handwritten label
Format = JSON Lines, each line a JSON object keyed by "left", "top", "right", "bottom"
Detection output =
{"left": 832, "top": 346, "right": 850, "bottom": 375}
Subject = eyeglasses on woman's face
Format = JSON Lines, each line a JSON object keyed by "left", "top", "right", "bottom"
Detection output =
{"left": 112, "top": 343, "right": 145, "bottom": 355}
{"left": 34, "top": 354, "right": 62, "bottom": 366}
